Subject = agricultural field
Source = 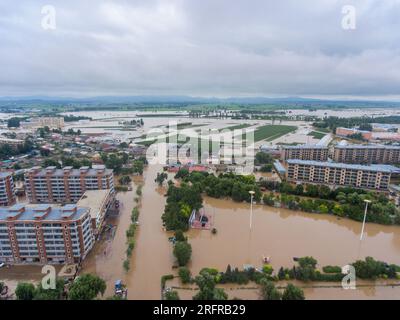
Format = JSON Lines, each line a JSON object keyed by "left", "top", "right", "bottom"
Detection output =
{"left": 243, "top": 124, "right": 298, "bottom": 142}
{"left": 307, "top": 131, "right": 326, "bottom": 139}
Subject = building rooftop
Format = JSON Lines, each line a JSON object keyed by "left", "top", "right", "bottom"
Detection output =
{"left": 335, "top": 144, "right": 400, "bottom": 150}
{"left": 0, "top": 172, "right": 13, "bottom": 179}
{"left": 283, "top": 144, "right": 328, "bottom": 150}
{"left": 287, "top": 159, "right": 400, "bottom": 173}
{"left": 0, "top": 204, "right": 89, "bottom": 222}
{"left": 273, "top": 160, "right": 286, "bottom": 173}
{"left": 27, "top": 166, "right": 113, "bottom": 177}
{"left": 77, "top": 189, "right": 112, "bottom": 220}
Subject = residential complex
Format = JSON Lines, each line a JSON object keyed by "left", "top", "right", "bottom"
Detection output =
{"left": 0, "top": 203, "right": 94, "bottom": 264}
{"left": 0, "top": 172, "right": 16, "bottom": 207}
{"left": 286, "top": 159, "right": 396, "bottom": 191}
{"left": 0, "top": 137, "right": 25, "bottom": 148}
{"left": 333, "top": 144, "right": 400, "bottom": 164}
{"left": 25, "top": 165, "right": 114, "bottom": 203}
{"left": 281, "top": 145, "right": 329, "bottom": 161}
{"left": 20, "top": 117, "right": 65, "bottom": 130}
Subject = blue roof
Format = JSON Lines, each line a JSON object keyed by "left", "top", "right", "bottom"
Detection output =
{"left": 286, "top": 159, "right": 397, "bottom": 173}
{"left": 0, "top": 172, "right": 12, "bottom": 178}
{"left": 274, "top": 160, "right": 287, "bottom": 173}
{"left": 0, "top": 204, "right": 89, "bottom": 222}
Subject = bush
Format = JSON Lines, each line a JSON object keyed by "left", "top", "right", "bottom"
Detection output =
{"left": 282, "top": 283, "right": 305, "bottom": 300}
{"left": 161, "top": 274, "right": 174, "bottom": 289}
{"left": 123, "top": 259, "right": 130, "bottom": 272}
{"left": 178, "top": 267, "right": 192, "bottom": 284}
{"left": 262, "top": 264, "right": 274, "bottom": 275}
{"left": 126, "top": 224, "right": 136, "bottom": 238}
{"left": 174, "top": 230, "right": 187, "bottom": 242}
{"left": 165, "top": 290, "right": 180, "bottom": 300}
{"left": 131, "top": 207, "right": 139, "bottom": 222}
{"left": 322, "top": 266, "right": 342, "bottom": 274}
{"left": 15, "top": 282, "right": 35, "bottom": 300}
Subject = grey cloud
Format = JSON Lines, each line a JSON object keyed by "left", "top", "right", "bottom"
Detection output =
{"left": 0, "top": 0, "right": 400, "bottom": 98}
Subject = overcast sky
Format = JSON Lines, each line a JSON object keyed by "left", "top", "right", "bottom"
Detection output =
{"left": 0, "top": 0, "right": 400, "bottom": 99}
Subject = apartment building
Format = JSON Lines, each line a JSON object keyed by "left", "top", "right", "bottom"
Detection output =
{"left": 281, "top": 145, "right": 329, "bottom": 161}
{"left": 286, "top": 159, "right": 394, "bottom": 191}
{"left": 0, "top": 137, "right": 25, "bottom": 148}
{"left": 333, "top": 144, "right": 400, "bottom": 164}
{"left": 77, "top": 189, "right": 115, "bottom": 236}
{"left": 0, "top": 172, "right": 16, "bottom": 207}
{"left": 0, "top": 203, "right": 94, "bottom": 264}
{"left": 20, "top": 117, "right": 65, "bottom": 130}
{"left": 25, "top": 165, "right": 114, "bottom": 204}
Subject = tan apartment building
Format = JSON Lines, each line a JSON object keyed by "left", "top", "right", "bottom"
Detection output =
{"left": 25, "top": 165, "right": 114, "bottom": 204}
{"left": 0, "top": 138, "right": 25, "bottom": 148}
{"left": 333, "top": 144, "right": 400, "bottom": 164}
{"left": 0, "top": 203, "right": 94, "bottom": 264}
{"left": 0, "top": 172, "right": 16, "bottom": 207}
{"left": 286, "top": 159, "right": 395, "bottom": 191}
{"left": 21, "top": 117, "right": 65, "bottom": 130}
{"left": 281, "top": 145, "right": 329, "bottom": 161}
{"left": 77, "top": 189, "right": 115, "bottom": 236}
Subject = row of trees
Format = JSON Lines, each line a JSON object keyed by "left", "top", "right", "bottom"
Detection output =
{"left": 175, "top": 170, "right": 262, "bottom": 203}
{"left": 43, "top": 157, "right": 92, "bottom": 169}
{"left": 124, "top": 185, "right": 143, "bottom": 271}
{"left": 260, "top": 181, "right": 400, "bottom": 225}
{"left": 313, "top": 115, "right": 400, "bottom": 133}
{"left": 14, "top": 274, "right": 106, "bottom": 300}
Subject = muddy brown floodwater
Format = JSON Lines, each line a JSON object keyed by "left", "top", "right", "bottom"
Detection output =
{"left": 82, "top": 164, "right": 400, "bottom": 300}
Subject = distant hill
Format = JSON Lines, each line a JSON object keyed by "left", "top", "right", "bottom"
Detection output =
{"left": 0, "top": 95, "right": 399, "bottom": 108}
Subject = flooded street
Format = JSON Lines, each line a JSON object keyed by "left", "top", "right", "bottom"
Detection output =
{"left": 125, "top": 165, "right": 174, "bottom": 300}
{"left": 81, "top": 187, "right": 138, "bottom": 298}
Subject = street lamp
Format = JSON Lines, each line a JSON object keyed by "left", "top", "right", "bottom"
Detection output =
{"left": 249, "top": 190, "right": 255, "bottom": 230}
{"left": 360, "top": 199, "right": 371, "bottom": 241}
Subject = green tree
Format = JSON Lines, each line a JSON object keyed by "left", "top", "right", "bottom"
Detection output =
{"left": 259, "top": 279, "right": 282, "bottom": 300}
{"left": 165, "top": 290, "right": 180, "bottom": 300}
{"left": 133, "top": 160, "right": 144, "bottom": 175}
{"left": 282, "top": 284, "right": 305, "bottom": 300}
{"left": 155, "top": 172, "right": 168, "bottom": 186}
{"left": 34, "top": 279, "right": 65, "bottom": 300}
{"left": 173, "top": 241, "right": 192, "bottom": 266}
{"left": 43, "top": 159, "right": 61, "bottom": 169}
{"left": 68, "top": 274, "right": 106, "bottom": 300}
{"left": 193, "top": 271, "right": 227, "bottom": 300}
{"left": 15, "top": 282, "right": 35, "bottom": 300}
{"left": 119, "top": 175, "right": 132, "bottom": 185}
{"left": 178, "top": 267, "right": 192, "bottom": 284}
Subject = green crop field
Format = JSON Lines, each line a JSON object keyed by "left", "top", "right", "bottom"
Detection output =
{"left": 307, "top": 131, "right": 326, "bottom": 139}
{"left": 219, "top": 123, "right": 253, "bottom": 132}
{"left": 242, "top": 124, "right": 297, "bottom": 142}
